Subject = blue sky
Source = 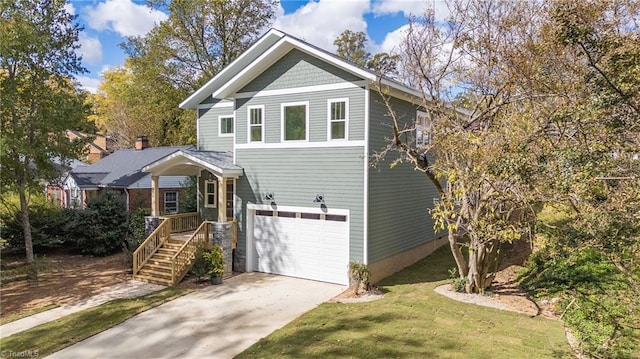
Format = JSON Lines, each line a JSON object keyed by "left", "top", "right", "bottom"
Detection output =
{"left": 66, "top": 0, "right": 449, "bottom": 92}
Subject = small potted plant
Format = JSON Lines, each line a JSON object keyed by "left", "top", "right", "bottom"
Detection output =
{"left": 203, "top": 245, "right": 224, "bottom": 285}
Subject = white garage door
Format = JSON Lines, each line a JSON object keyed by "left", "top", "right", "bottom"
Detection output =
{"left": 253, "top": 209, "right": 349, "bottom": 285}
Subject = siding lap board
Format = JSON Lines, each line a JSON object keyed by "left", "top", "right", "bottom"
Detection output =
{"left": 197, "top": 105, "right": 234, "bottom": 151}
{"left": 235, "top": 87, "right": 365, "bottom": 144}
{"left": 239, "top": 49, "right": 361, "bottom": 93}
{"left": 235, "top": 147, "right": 365, "bottom": 263}
{"left": 367, "top": 91, "right": 439, "bottom": 263}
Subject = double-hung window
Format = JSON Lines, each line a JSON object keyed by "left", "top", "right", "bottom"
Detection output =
{"left": 219, "top": 115, "right": 234, "bottom": 136}
{"left": 248, "top": 106, "right": 264, "bottom": 142}
{"left": 282, "top": 102, "right": 308, "bottom": 141}
{"left": 164, "top": 192, "right": 179, "bottom": 213}
{"left": 204, "top": 180, "right": 217, "bottom": 208}
{"left": 415, "top": 110, "right": 431, "bottom": 146}
{"left": 328, "top": 98, "right": 348, "bottom": 140}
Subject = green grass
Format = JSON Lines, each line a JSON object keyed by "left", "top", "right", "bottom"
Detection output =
{"left": 237, "top": 246, "right": 572, "bottom": 359}
{"left": 0, "top": 288, "right": 189, "bottom": 358}
{"left": 0, "top": 304, "right": 58, "bottom": 325}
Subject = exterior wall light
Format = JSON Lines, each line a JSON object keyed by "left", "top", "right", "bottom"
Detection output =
{"left": 313, "top": 194, "right": 324, "bottom": 203}
{"left": 264, "top": 192, "right": 274, "bottom": 201}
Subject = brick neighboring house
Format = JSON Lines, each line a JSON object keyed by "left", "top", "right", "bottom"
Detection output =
{"left": 60, "top": 137, "right": 193, "bottom": 213}
{"left": 65, "top": 130, "right": 114, "bottom": 164}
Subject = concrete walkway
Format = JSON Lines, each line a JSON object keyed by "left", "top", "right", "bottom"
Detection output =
{"left": 0, "top": 280, "right": 165, "bottom": 339}
{"left": 48, "top": 273, "right": 345, "bottom": 359}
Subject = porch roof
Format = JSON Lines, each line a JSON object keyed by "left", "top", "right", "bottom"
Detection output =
{"left": 141, "top": 147, "right": 243, "bottom": 178}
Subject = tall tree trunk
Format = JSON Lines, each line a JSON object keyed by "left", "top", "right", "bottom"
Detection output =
{"left": 18, "top": 180, "right": 34, "bottom": 264}
{"left": 466, "top": 239, "right": 500, "bottom": 294}
{"left": 466, "top": 245, "right": 480, "bottom": 293}
{"left": 448, "top": 231, "right": 468, "bottom": 277}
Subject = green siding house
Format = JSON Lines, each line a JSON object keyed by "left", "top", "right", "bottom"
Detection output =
{"left": 143, "top": 29, "right": 445, "bottom": 285}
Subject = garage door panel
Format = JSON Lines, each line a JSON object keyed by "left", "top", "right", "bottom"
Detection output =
{"left": 253, "top": 209, "right": 349, "bottom": 285}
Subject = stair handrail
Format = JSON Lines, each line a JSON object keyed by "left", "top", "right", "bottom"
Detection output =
{"left": 170, "top": 221, "right": 213, "bottom": 286}
{"left": 166, "top": 212, "right": 200, "bottom": 233}
{"left": 133, "top": 217, "right": 171, "bottom": 276}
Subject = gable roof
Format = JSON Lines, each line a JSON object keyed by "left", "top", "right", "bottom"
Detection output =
{"left": 180, "top": 28, "right": 422, "bottom": 109}
{"left": 142, "top": 148, "right": 243, "bottom": 177}
{"left": 71, "top": 146, "right": 190, "bottom": 188}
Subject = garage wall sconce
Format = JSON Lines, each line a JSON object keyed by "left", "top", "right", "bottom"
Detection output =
{"left": 313, "top": 194, "right": 325, "bottom": 203}
{"left": 264, "top": 192, "right": 274, "bottom": 201}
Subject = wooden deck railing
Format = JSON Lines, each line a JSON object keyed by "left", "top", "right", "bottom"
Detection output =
{"left": 170, "top": 221, "right": 212, "bottom": 286}
{"left": 166, "top": 212, "right": 200, "bottom": 233}
{"left": 133, "top": 218, "right": 171, "bottom": 276}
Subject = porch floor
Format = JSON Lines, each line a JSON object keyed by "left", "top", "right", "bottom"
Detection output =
{"left": 171, "top": 230, "right": 196, "bottom": 241}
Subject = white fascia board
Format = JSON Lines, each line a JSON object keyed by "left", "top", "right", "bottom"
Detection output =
{"left": 179, "top": 29, "right": 285, "bottom": 109}
{"left": 370, "top": 81, "right": 424, "bottom": 106}
{"left": 142, "top": 151, "right": 243, "bottom": 177}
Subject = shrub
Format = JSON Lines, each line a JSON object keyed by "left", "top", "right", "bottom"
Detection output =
{"left": 122, "top": 208, "right": 151, "bottom": 267}
{"left": 65, "top": 191, "right": 128, "bottom": 256}
{"left": 520, "top": 245, "right": 639, "bottom": 357}
{"left": 448, "top": 267, "right": 467, "bottom": 293}
{"left": 0, "top": 199, "right": 73, "bottom": 251}
{"left": 203, "top": 245, "right": 225, "bottom": 277}
{"left": 180, "top": 176, "right": 197, "bottom": 213}
{"left": 189, "top": 250, "right": 211, "bottom": 282}
{"left": 348, "top": 261, "right": 371, "bottom": 295}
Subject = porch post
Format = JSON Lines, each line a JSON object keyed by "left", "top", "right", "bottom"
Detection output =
{"left": 217, "top": 176, "right": 226, "bottom": 222}
{"left": 151, "top": 175, "right": 160, "bottom": 216}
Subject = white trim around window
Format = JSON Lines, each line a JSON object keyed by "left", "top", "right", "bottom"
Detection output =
{"left": 247, "top": 105, "right": 265, "bottom": 143}
{"left": 327, "top": 98, "right": 349, "bottom": 141}
{"left": 218, "top": 115, "right": 234, "bottom": 137}
{"left": 281, "top": 101, "right": 309, "bottom": 142}
{"left": 204, "top": 179, "right": 217, "bottom": 208}
{"left": 416, "top": 110, "right": 430, "bottom": 146}
{"left": 164, "top": 191, "right": 179, "bottom": 213}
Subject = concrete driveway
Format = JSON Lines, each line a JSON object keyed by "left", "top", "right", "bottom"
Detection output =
{"left": 48, "top": 273, "right": 345, "bottom": 359}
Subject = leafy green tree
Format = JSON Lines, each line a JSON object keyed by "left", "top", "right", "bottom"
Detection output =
{"left": 92, "top": 0, "right": 278, "bottom": 147}
{"left": 334, "top": 30, "right": 371, "bottom": 67}
{"left": 379, "top": 0, "right": 637, "bottom": 354}
{"left": 333, "top": 30, "right": 400, "bottom": 76}
{"left": 374, "top": 1, "right": 540, "bottom": 294}
{"left": 0, "top": 0, "right": 93, "bottom": 263}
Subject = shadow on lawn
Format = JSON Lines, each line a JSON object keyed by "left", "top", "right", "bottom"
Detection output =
{"left": 380, "top": 236, "right": 534, "bottom": 288}
{"left": 378, "top": 245, "right": 455, "bottom": 287}
{"left": 239, "top": 312, "right": 458, "bottom": 358}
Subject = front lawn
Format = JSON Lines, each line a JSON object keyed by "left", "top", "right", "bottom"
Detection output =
{"left": 237, "top": 246, "right": 572, "bottom": 358}
{"left": 0, "top": 288, "right": 189, "bottom": 358}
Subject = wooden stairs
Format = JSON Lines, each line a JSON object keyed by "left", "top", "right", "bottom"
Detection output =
{"left": 133, "top": 239, "right": 185, "bottom": 286}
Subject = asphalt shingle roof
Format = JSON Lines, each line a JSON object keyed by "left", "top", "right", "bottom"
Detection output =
{"left": 181, "top": 148, "right": 241, "bottom": 171}
{"left": 72, "top": 145, "right": 190, "bottom": 188}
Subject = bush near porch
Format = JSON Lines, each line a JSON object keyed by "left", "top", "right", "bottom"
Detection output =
{"left": 1, "top": 191, "right": 129, "bottom": 257}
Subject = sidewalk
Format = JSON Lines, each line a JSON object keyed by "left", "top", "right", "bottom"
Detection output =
{"left": 0, "top": 280, "right": 165, "bottom": 339}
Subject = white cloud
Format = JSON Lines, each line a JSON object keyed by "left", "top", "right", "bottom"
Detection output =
{"left": 76, "top": 76, "right": 101, "bottom": 93}
{"left": 274, "top": 0, "right": 370, "bottom": 52}
{"left": 373, "top": 0, "right": 451, "bottom": 21}
{"left": 78, "top": 33, "right": 102, "bottom": 64}
{"left": 83, "top": 0, "right": 168, "bottom": 37}
{"left": 375, "top": 24, "right": 409, "bottom": 54}
{"left": 64, "top": 2, "right": 75, "bottom": 16}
